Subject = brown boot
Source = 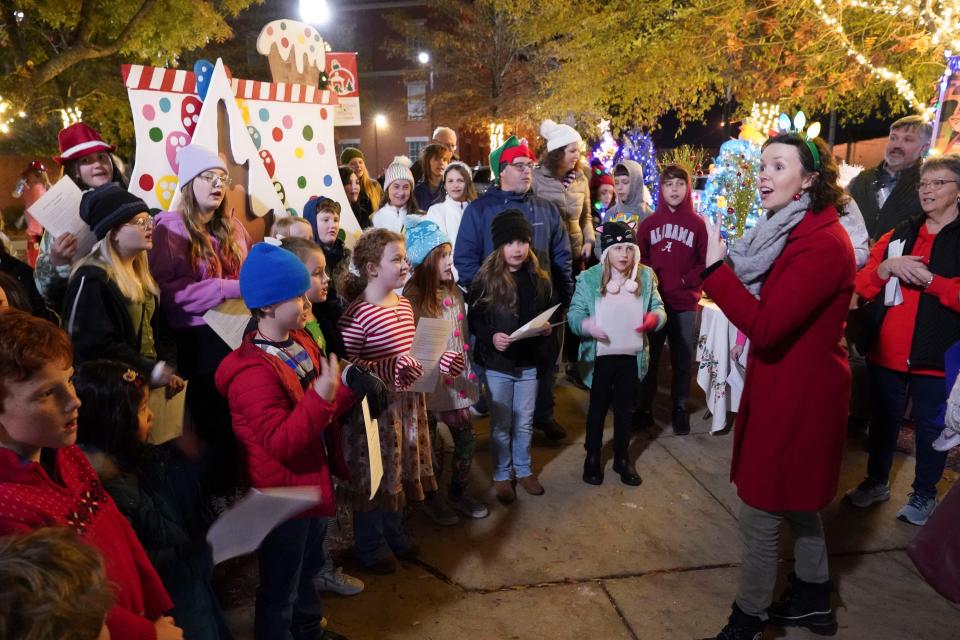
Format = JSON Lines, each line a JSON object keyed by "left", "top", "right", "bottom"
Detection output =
{"left": 517, "top": 474, "right": 545, "bottom": 495}
{"left": 494, "top": 479, "right": 516, "bottom": 504}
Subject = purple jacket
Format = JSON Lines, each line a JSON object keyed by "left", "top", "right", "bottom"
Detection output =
{"left": 149, "top": 210, "right": 251, "bottom": 329}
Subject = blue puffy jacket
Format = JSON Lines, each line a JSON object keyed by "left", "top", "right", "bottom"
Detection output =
{"left": 453, "top": 186, "right": 574, "bottom": 305}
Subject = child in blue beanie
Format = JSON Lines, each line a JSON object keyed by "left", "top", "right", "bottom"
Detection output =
{"left": 214, "top": 242, "right": 357, "bottom": 640}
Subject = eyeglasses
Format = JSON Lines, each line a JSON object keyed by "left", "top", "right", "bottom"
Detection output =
{"left": 125, "top": 217, "right": 154, "bottom": 231}
{"left": 917, "top": 179, "right": 959, "bottom": 191}
{"left": 508, "top": 162, "right": 535, "bottom": 173}
{"left": 197, "top": 172, "right": 232, "bottom": 187}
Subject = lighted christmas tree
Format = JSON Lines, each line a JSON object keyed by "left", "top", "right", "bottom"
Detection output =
{"left": 700, "top": 139, "right": 762, "bottom": 241}
{"left": 589, "top": 123, "right": 659, "bottom": 205}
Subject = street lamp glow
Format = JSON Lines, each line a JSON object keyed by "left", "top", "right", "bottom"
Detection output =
{"left": 374, "top": 113, "right": 387, "bottom": 128}
{"left": 299, "top": 0, "right": 330, "bottom": 25}
{"left": 417, "top": 51, "right": 430, "bottom": 65}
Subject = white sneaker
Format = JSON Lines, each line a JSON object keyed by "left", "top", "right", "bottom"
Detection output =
{"left": 933, "top": 427, "right": 960, "bottom": 452}
{"left": 314, "top": 567, "right": 364, "bottom": 596}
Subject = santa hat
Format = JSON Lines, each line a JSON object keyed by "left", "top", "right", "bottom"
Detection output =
{"left": 54, "top": 123, "right": 115, "bottom": 164}
{"left": 383, "top": 156, "right": 415, "bottom": 191}
{"left": 597, "top": 221, "right": 640, "bottom": 294}
{"left": 539, "top": 119, "right": 582, "bottom": 152}
{"left": 489, "top": 136, "right": 536, "bottom": 181}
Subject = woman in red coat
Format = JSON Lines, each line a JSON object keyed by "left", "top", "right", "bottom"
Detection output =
{"left": 702, "top": 133, "right": 855, "bottom": 640}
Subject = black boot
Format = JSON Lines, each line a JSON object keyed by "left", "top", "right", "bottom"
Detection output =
{"left": 534, "top": 418, "right": 567, "bottom": 442}
{"left": 768, "top": 573, "right": 837, "bottom": 636}
{"left": 711, "top": 603, "right": 764, "bottom": 640}
{"left": 672, "top": 408, "right": 690, "bottom": 435}
{"left": 611, "top": 452, "right": 641, "bottom": 486}
{"left": 632, "top": 408, "right": 654, "bottom": 429}
{"left": 582, "top": 450, "right": 604, "bottom": 485}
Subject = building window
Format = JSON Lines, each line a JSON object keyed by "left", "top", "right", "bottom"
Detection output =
{"left": 407, "top": 81, "right": 427, "bottom": 121}
{"left": 406, "top": 136, "right": 429, "bottom": 160}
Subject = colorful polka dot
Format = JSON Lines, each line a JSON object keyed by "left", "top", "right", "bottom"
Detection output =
{"left": 267, "top": 26, "right": 274, "bottom": 35}
{"left": 302, "top": 125, "right": 314, "bottom": 141}
{"left": 281, "top": 37, "right": 289, "bottom": 48}
{"left": 282, "top": 115, "right": 293, "bottom": 129}
{"left": 272, "top": 127, "right": 283, "bottom": 142}
{"left": 319, "top": 108, "right": 328, "bottom": 120}
{"left": 323, "top": 174, "right": 333, "bottom": 187}
{"left": 159, "top": 98, "right": 171, "bottom": 113}
{"left": 316, "top": 142, "right": 325, "bottom": 155}
{"left": 297, "top": 176, "right": 307, "bottom": 189}
{"left": 149, "top": 127, "right": 163, "bottom": 142}
{"left": 294, "top": 147, "right": 304, "bottom": 159}
{"left": 259, "top": 108, "right": 270, "bottom": 122}
{"left": 280, "top": 21, "right": 287, "bottom": 30}
{"left": 138, "top": 174, "right": 154, "bottom": 191}
{"left": 142, "top": 105, "right": 156, "bottom": 121}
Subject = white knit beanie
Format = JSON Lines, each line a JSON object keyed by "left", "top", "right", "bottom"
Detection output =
{"left": 177, "top": 144, "right": 227, "bottom": 188}
{"left": 540, "top": 119, "right": 582, "bottom": 152}
{"left": 383, "top": 155, "right": 415, "bottom": 191}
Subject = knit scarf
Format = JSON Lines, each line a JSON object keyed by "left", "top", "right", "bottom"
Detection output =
{"left": 728, "top": 192, "right": 811, "bottom": 296}
{"left": 561, "top": 169, "right": 578, "bottom": 190}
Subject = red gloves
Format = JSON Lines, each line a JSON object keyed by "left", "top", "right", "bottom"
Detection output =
{"left": 635, "top": 312, "right": 659, "bottom": 333}
{"left": 438, "top": 351, "right": 466, "bottom": 377}
{"left": 394, "top": 355, "right": 423, "bottom": 388}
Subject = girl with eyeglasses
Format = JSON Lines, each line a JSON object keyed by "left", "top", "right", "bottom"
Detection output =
{"left": 64, "top": 184, "right": 185, "bottom": 399}
{"left": 150, "top": 144, "right": 251, "bottom": 498}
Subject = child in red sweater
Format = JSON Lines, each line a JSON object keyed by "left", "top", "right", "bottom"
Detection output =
{"left": 0, "top": 308, "right": 180, "bottom": 640}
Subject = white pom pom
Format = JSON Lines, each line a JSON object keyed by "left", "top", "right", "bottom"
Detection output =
{"left": 540, "top": 119, "right": 558, "bottom": 139}
{"left": 392, "top": 155, "right": 413, "bottom": 168}
{"left": 624, "top": 280, "right": 638, "bottom": 293}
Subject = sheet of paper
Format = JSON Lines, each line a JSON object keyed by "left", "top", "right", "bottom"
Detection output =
{"left": 361, "top": 397, "right": 383, "bottom": 499}
{"left": 407, "top": 317, "right": 453, "bottom": 393}
{"left": 146, "top": 382, "right": 188, "bottom": 445}
{"left": 26, "top": 177, "right": 97, "bottom": 258}
{"left": 206, "top": 486, "right": 321, "bottom": 564}
{"left": 203, "top": 299, "right": 252, "bottom": 350}
{"left": 884, "top": 239, "right": 905, "bottom": 307}
{"left": 509, "top": 303, "right": 561, "bottom": 341}
{"left": 595, "top": 295, "right": 647, "bottom": 356}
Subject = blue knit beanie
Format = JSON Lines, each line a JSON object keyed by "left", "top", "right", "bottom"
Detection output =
{"left": 240, "top": 243, "right": 311, "bottom": 310}
{"left": 406, "top": 219, "right": 450, "bottom": 267}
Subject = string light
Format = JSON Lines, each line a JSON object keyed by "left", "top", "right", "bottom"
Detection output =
{"left": 0, "top": 96, "right": 27, "bottom": 135}
{"left": 488, "top": 122, "right": 505, "bottom": 152}
{"left": 60, "top": 106, "right": 83, "bottom": 129}
{"left": 747, "top": 101, "right": 781, "bottom": 136}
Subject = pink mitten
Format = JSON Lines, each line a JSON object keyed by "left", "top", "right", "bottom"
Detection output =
{"left": 635, "top": 312, "right": 659, "bottom": 333}
{"left": 394, "top": 355, "right": 423, "bottom": 388}
{"left": 438, "top": 351, "right": 466, "bottom": 377}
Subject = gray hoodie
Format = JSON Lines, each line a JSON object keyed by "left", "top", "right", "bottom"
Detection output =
{"left": 603, "top": 159, "right": 653, "bottom": 225}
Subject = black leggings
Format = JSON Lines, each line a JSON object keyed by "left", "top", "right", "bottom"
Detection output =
{"left": 585, "top": 355, "right": 637, "bottom": 455}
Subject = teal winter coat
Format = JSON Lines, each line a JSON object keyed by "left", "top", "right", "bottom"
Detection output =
{"left": 567, "top": 261, "right": 666, "bottom": 388}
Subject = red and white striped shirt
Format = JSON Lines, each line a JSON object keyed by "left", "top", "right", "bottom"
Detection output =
{"left": 339, "top": 297, "right": 417, "bottom": 385}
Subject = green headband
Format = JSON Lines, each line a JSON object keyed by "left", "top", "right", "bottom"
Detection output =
{"left": 804, "top": 138, "right": 821, "bottom": 172}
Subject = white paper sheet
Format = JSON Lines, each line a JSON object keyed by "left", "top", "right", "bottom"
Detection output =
{"left": 595, "top": 295, "right": 647, "bottom": 356}
{"left": 146, "top": 383, "right": 188, "bottom": 445}
{"left": 203, "top": 299, "right": 252, "bottom": 350}
{"left": 884, "top": 239, "right": 905, "bottom": 307}
{"left": 26, "top": 177, "right": 97, "bottom": 259}
{"left": 509, "top": 303, "right": 561, "bottom": 341}
{"left": 406, "top": 317, "right": 453, "bottom": 393}
{"left": 361, "top": 397, "right": 383, "bottom": 499}
{"left": 206, "top": 486, "right": 321, "bottom": 564}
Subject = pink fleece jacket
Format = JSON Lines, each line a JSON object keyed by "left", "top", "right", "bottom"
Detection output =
{"left": 149, "top": 210, "right": 251, "bottom": 329}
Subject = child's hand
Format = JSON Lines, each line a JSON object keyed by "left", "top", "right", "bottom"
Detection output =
{"left": 539, "top": 322, "right": 552, "bottom": 336}
{"left": 395, "top": 355, "right": 423, "bottom": 388}
{"left": 492, "top": 332, "right": 512, "bottom": 352}
{"left": 581, "top": 317, "right": 609, "bottom": 342}
{"left": 635, "top": 313, "right": 659, "bottom": 333}
{"left": 165, "top": 374, "right": 186, "bottom": 399}
{"left": 730, "top": 344, "right": 744, "bottom": 361}
{"left": 313, "top": 353, "right": 341, "bottom": 402}
{"left": 154, "top": 616, "right": 184, "bottom": 640}
{"left": 439, "top": 351, "right": 465, "bottom": 377}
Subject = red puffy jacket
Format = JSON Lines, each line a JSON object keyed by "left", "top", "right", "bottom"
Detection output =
{"left": 215, "top": 330, "right": 356, "bottom": 518}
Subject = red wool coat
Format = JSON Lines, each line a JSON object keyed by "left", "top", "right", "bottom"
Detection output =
{"left": 704, "top": 205, "right": 855, "bottom": 512}
{"left": 215, "top": 330, "right": 356, "bottom": 518}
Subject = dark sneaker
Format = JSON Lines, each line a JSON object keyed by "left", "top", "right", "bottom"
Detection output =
{"left": 672, "top": 408, "right": 691, "bottom": 435}
{"left": 845, "top": 477, "right": 890, "bottom": 508}
{"left": 362, "top": 553, "right": 398, "bottom": 575}
{"left": 421, "top": 492, "right": 460, "bottom": 526}
{"left": 896, "top": 492, "right": 937, "bottom": 526}
{"left": 710, "top": 603, "right": 764, "bottom": 640}
{"left": 469, "top": 395, "right": 489, "bottom": 417}
{"left": 767, "top": 573, "right": 837, "bottom": 636}
{"left": 447, "top": 493, "right": 490, "bottom": 519}
{"left": 534, "top": 419, "right": 567, "bottom": 441}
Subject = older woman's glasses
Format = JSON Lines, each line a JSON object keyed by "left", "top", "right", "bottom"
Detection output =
{"left": 916, "top": 179, "right": 959, "bottom": 191}
{"left": 198, "top": 172, "right": 232, "bottom": 187}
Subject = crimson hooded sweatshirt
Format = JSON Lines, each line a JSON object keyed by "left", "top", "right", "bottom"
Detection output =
{"left": 637, "top": 181, "right": 707, "bottom": 312}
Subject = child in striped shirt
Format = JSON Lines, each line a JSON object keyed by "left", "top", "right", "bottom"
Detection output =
{"left": 337, "top": 228, "right": 435, "bottom": 574}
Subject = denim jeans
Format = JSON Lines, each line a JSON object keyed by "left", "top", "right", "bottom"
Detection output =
{"left": 255, "top": 517, "right": 327, "bottom": 640}
{"left": 866, "top": 363, "right": 948, "bottom": 500}
{"left": 640, "top": 309, "right": 697, "bottom": 413}
{"left": 486, "top": 367, "right": 538, "bottom": 481}
{"left": 352, "top": 508, "right": 412, "bottom": 566}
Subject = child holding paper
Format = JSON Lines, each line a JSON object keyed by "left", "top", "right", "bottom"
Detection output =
{"left": 403, "top": 219, "right": 487, "bottom": 524}
{"left": 215, "top": 243, "right": 359, "bottom": 640}
{"left": 73, "top": 360, "right": 230, "bottom": 640}
{"left": 467, "top": 210, "right": 557, "bottom": 504}
{"left": 568, "top": 221, "right": 666, "bottom": 486}
{"left": 337, "top": 228, "right": 436, "bottom": 573}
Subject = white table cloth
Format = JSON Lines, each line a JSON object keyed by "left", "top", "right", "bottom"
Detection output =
{"left": 696, "top": 300, "right": 749, "bottom": 433}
